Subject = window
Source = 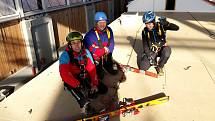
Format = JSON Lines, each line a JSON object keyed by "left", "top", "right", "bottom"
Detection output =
{"left": 45, "top": 0, "right": 66, "bottom": 8}
{"left": 0, "top": 0, "right": 16, "bottom": 17}
{"left": 70, "top": 0, "right": 83, "bottom": 4}
{"left": 21, "top": 0, "right": 42, "bottom": 12}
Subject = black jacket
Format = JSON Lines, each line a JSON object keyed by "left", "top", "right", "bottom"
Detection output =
{"left": 142, "top": 21, "right": 179, "bottom": 57}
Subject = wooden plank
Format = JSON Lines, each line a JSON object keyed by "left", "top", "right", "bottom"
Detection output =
{"left": 14, "top": 22, "right": 29, "bottom": 68}
{"left": 69, "top": 6, "right": 87, "bottom": 33}
{"left": 17, "top": 20, "right": 29, "bottom": 67}
{"left": 0, "top": 20, "right": 28, "bottom": 81}
{"left": 95, "top": 0, "right": 109, "bottom": 18}
{"left": 50, "top": 9, "right": 70, "bottom": 48}
{"left": 0, "top": 25, "right": 11, "bottom": 78}
{"left": 0, "top": 27, "right": 7, "bottom": 80}
{"left": 4, "top": 23, "right": 16, "bottom": 75}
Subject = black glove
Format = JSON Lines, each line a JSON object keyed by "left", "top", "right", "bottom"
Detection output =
{"left": 148, "top": 52, "right": 158, "bottom": 65}
{"left": 148, "top": 55, "right": 156, "bottom": 65}
{"left": 159, "top": 16, "right": 169, "bottom": 26}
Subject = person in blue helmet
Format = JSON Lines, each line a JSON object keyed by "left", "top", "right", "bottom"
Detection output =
{"left": 84, "top": 11, "right": 118, "bottom": 80}
{"left": 137, "top": 11, "right": 179, "bottom": 76}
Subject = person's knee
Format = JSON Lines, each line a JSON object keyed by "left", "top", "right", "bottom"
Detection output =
{"left": 137, "top": 54, "right": 150, "bottom": 71}
{"left": 139, "top": 64, "right": 150, "bottom": 71}
{"left": 163, "top": 46, "right": 171, "bottom": 57}
{"left": 137, "top": 59, "right": 150, "bottom": 71}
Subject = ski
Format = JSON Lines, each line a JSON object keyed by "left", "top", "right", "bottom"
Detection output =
{"left": 76, "top": 92, "right": 169, "bottom": 121}
{"left": 116, "top": 63, "right": 158, "bottom": 78}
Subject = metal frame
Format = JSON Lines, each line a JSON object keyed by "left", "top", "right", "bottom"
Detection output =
{"left": 0, "top": 0, "right": 102, "bottom": 24}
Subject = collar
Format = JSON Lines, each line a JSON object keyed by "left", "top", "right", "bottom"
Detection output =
{"left": 95, "top": 27, "right": 107, "bottom": 34}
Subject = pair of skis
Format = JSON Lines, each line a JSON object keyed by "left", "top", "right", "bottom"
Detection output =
{"left": 77, "top": 92, "right": 169, "bottom": 121}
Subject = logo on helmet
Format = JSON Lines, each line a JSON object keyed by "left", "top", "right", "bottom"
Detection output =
{"left": 142, "top": 11, "right": 156, "bottom": 23}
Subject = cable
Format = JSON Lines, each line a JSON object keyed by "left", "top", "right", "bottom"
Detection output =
{"left": 126, "top": 23, "right": 144, "bottom": 65}
{"left": 201, "top": 60, "right": 215, "bottom": 84}
{"left": 188, "top": 12, "right": 215, "bottom": 39}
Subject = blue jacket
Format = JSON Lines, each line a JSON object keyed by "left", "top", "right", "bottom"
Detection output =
{"left": 83, "top": 26, "right": 115, "bottom": 60}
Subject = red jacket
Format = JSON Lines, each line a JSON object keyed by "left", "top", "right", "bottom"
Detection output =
{"left": 59, "top": 48, "right": 98, "bottom": 88}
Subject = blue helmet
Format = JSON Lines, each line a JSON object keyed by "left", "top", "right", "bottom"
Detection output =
{"left": 94, "top": 11, "right": 107, "bottom": 22}
{"left": 142, "top": 11, "right": 156, "bottom": 23}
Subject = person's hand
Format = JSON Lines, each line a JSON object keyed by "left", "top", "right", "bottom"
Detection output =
{"left": 159, "top": 16, "right": 169, "bottom": 26}
{"left": 148, "top": 53, "right": 156, "bottom": 65}
{"left": 104, "top": 47, "right": 109, "bottom": 54}
{"left": 149, "top": 56, "right": 156, "bottom": 65}
{"left": 90, "top": 86, "right": 98, "bottom": 94}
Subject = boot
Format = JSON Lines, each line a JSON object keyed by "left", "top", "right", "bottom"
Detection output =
{"left": 155, "top": 67, "right": 164, "bottom": 76}
{"left": 104, "top": 63, "right": 118, "bottom": 75}
{"left": 80, "top": 101, "right": 89, "bottom": 114}
{"left": 96, "top": 64, "right": 105, "bottom": 80}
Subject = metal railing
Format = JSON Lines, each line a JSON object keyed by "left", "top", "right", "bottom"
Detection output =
{"left": 0, "top": 0, "right": 102, "bottom": 23}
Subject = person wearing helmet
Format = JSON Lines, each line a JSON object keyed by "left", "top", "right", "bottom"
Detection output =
{"left": 137, "top": 11, "right": 179, "bottom": 76}
{"left": 59, "top": 31, "right": 108, "bottom": 114}
{"left": 84, "top": 11, "right": 118, "bottom": 80}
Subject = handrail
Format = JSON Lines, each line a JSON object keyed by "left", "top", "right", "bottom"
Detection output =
{"left": 0, "top": 0, "right": 102, "bottom": 24}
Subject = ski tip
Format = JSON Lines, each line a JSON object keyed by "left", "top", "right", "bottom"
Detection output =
{"left": 145, "top": 71, "right": 158, "bottom": 78}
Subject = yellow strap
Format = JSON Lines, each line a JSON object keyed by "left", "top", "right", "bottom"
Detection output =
{"left": 107, "top": 28, "right": 110, "bottom": 40}
{"left": 158, "top": 23, "right": 162, "bottom": 36}
{"left": 95, "top": 29, "right": 100, "bottom": 41}
{"left": 94, "top": 28, "right": 111, "bottom": 47}
{"left": 147, "top": 32, "right": 150, "bottom": 39}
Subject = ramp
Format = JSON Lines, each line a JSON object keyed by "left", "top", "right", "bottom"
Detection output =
{"left": 0, "top": 12, "right": 215, "bottom": 121}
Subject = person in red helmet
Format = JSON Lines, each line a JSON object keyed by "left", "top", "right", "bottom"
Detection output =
{"left": 59, "top": 31, "right": 108, "bottom": 114}
{"left": 137, "top": 11, "right": 179, "bottom": 76}
{"left": 84, "top": 11, "right": 118, "bottom": 80}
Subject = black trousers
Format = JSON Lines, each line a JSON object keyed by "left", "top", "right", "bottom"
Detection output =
{"left": 96, "top": 53, "right": 114, "bottom": 67}
{"left": 137, "top": 46, "right": 171, "bottom": 71}
{"left": 96, "top": 53, "right": 118, "bottom": 79}
{"left": 64, "top": 80, "right": 108, "bottom": 108}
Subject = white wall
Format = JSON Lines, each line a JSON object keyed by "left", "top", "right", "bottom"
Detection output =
{"left": 127, "top": 0, "right": 215, "bottom": 12}
{"left": 127, "top": 0, "right": 166, "bottom": 12}
{"left": 175, "top": 0, "right": 215, "bottom": 12}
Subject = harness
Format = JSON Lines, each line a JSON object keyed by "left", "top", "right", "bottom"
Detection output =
{"left": 145, "top": 23, "right": 166, "bottom": 52}
{"left": 94, "top": 27, "right": 111, "bottom": 48}
{"left": 64, "top": 46, "right": 91, "bottom": 98}
{"left": 67, "top": 48, "right": 88, "bottom": 80}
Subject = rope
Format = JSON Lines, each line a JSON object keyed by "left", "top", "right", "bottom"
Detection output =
{"left": 188, "top": 12, "right": 215, "bottom": 39}
{"left": 126, "top": 23, "right": 144, "bottom": 65}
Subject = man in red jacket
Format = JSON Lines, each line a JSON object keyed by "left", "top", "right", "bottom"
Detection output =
{"left": 59, "top": 32, "right": 108, "bottom": 114}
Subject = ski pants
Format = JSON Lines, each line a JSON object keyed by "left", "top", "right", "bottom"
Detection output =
{"left": 64, "top": 80, "right": 108, "bottom": 108}
{"left": 137, "top": 46, "right": 171, "bottom": 71}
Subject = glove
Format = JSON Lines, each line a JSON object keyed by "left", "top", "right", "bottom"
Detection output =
{"left": 104, "top": 47, "right": 109, "bottom": 54}
{"left": 159, "top": 16, "right": 169, "bottom": 26}
{"left": 148, "top": 51, "right": 158, "bottom": 65}
{"left": 88, "top": 85, "right": 98, "bottom": 99}
{"left": 148, "top": 56, "right": 156, "bottom": 65}
{"left": 90, "top": 86, "right": 98, "bottom": 94}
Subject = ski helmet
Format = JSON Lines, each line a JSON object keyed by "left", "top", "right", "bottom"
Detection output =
{"left": 66, "top": 31, "right": 83, "bottom": 42}
{"left": 142, "top": 11, "right": 156, "bottom": 23}
{"left": 94, "top": 11, "right": 107, "bottom": 22}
